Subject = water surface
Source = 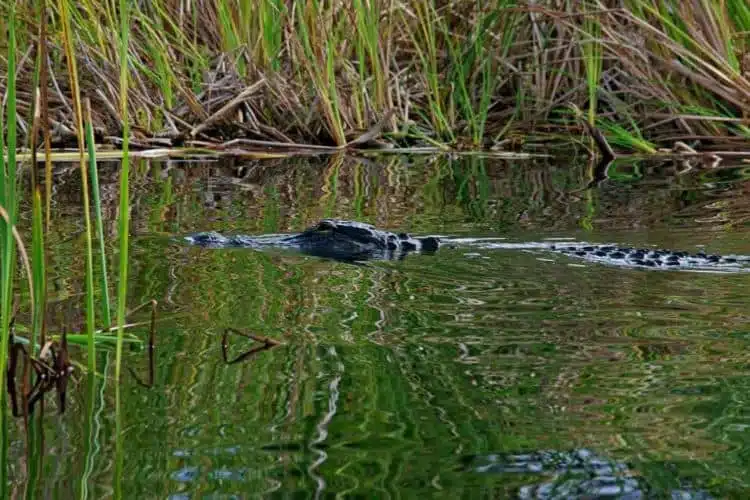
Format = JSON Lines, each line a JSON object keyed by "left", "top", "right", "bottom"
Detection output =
{"left": 9, "top": 153, "right": 750, "bottom": 498}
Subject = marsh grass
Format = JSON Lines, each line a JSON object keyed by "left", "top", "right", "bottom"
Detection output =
{"left": 0, "top": 7, "right": 19, "bottom": 490}
{"left": 0, "top": 2, "right": 147, "bottom": 494}
{"left": 0, "top": 1, "right": 746, "bottom": 154}
{"left": 114, "top": 0, "right": 132, "bottom": 496}
{"left": 85, "top": 99, "right": 111, "bottom": 327}
{"left": 57, "top": 0, "right": 99, "bottom": 374}
{"left": 0, "top": 0, "right": 749, "bottom": 488}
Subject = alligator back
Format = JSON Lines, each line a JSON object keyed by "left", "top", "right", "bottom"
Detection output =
{"left": 185, "top": 219, "right": 440, "bottom": 262}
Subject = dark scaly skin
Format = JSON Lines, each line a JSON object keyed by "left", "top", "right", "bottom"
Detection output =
{"left": 185, "top": 219, "right": 440, "bottom": 262}
{"left": 185, "top": 219, "right": 747, "bottom": 269}
{"left": 548, "top": 243, "right": 747, "bottom": 269}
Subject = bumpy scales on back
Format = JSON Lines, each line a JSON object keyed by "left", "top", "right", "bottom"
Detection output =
{"left": 186, "top": 219, "right": 440, "bottom": 262}
{"left": 185, "top": 219, "right": 750, "bottom": 270}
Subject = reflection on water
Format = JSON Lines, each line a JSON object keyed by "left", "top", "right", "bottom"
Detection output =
{"left": 466, "top": 449, "right": 713, "bottom": 499}
{"left": 9, "top": 154, "right": 750, "bottom": 498}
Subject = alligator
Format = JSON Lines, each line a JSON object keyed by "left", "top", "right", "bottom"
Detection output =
{"left": 185, "top": 219, "right": 440, "bottom": 262}
{"left": 185, "top": 219, "right": 750, "bottom": 271}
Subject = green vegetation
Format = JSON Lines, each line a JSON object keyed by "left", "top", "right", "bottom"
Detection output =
{"left": 114, "top": 0, "right": 131, "bottom": 494}
{"left": 0, "top": 8, "right": 19, "bottom": 494}
{"left": 0, "top": 2, "right": 141, "bottom": 497}
{"left": 4, "top": 154, "right": 750, "bottom": 497}
{"left": 0, "top": 1, "right": 747, "bottom": 152}
{"left": 1, "top": 0, "right": 750, "bottom": 496}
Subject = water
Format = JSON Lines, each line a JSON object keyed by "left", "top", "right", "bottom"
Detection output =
{"left": 9, "top": 154, "right": 750, "bottom": 498}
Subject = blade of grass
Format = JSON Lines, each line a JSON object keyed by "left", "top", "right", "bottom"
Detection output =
{"left": 114, "top": 0, "right": 131, "bottom": 496}
{"left": 29, "top": 0, "right": 48, "bottom": 362}
{"left": 58, "top": 0, "right": 98, "bottom": 373}
{"left": 85, "top": 99, "right": 112, "bottom": 327}
{"left": 582, "top": 3, "right": 603, "bottom": 126}
{"left": 0, "top": 8, "right": 19, "bottom": 491}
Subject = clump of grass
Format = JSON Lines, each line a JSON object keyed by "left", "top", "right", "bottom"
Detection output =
{"left": 0, "top": 1, "right": 740, "bottom": 153}
{"left": 1, "top": 1, "right": 750, "bottom": 154}
{"left": 0, "top": 8, "right": 20, "bottom": 479}
{"left": 57, "top": 0, "right": 99, "bottom": 373}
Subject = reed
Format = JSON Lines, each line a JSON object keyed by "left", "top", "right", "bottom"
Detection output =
{"left": 0, "top": 6, "right": 18, "bottom": 493}
{"left": 30, "top": 0, "right": 50, "bottom": 359}
{"left": 114, "top": 0, "right": 132, "bottom": 496}
{"left": 57, "top": 0, "right": 98, "bottom": 373}
{"left": 293, "top": 0, "right": 347, "bottom": 145}
{"left": 404, "top": 0, "right": 453, "bottom": 142}
{"left": 258, "top": 0, "right": 285, "bottom": 71}
{"left": 2, "top": 1, "right": 747, "bottom": 152}
{"left": 85, "top": 99, "right": 112, "bottom": 327}
{"left": 581, "top": 3, "right": 603, "bottom": 126}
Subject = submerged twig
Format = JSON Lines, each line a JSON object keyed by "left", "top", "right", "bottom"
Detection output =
{"left": 7, "top": 328, "right": 73, "bottom": 417}
{"left": 221, "top": 328, "right": 281, "bottom": 365}
{"left": 128, "top": 300, "right": 158, "bottom": 388}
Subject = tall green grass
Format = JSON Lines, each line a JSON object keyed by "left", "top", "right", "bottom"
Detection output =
{"left": 85, "top": 100, "right": 112, "bottom": 327}
{"left": 2, "top": 1, "right": 747, "bottom": 152}
{"left": 58, "top": 0, "right": 98, "bottom": 373}
{"left": 581, "top": 3, "right": 603, "bottom": 126}
{"left": 404, "top": 0, "right": 453, "bottom": 142}
{"left": 114, "top": 0, "right": 131, "bottom": 496}
{"left": 0, "top": 6, "right": 18, "bottom": 494}
{"left": 30, "top": 1, "right": 48, "bottom": 360}
{"left": 293, "top": 1, "right": 347, "bottom": 145}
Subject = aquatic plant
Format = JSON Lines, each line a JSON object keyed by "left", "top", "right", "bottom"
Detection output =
{"left": 0, "top": 1, "right": 745, "bottom": 153}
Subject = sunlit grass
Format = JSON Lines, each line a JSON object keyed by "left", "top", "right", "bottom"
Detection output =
{"left": 582, "top": 3, "right": 603, "bottom": 126}
{"left": 596, "top": 119, "right": 657, "bottom": 154}
{"left": 114, "top": 0, "right": 132, "bottom": 497}
{"left": 0, "top": 1, "right": 746, "bottom": 152}
{"left": 58, "top": 0, "right": 98, "bottom": 373}
{"left": 86, "top": 99, "right": 112, "bottom": 327}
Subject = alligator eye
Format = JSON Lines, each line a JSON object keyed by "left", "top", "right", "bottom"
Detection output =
{"left": 317, "top": 220, "right": 335, "bottom": 231}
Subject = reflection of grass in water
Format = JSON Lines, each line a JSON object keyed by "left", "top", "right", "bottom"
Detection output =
{"left": 116, "top": 154, "right": 613, "bottom": 236}
{"left": 261, "top": 185, "right": 281, "bottom": 234}
{"left": 149, "top": 250, "right": 548, "bottom": 494}
{"left": 15, "top": 154, "right": 750, "bottom": 495}
{"left": 353, "top": 162, "right": 365, "bottom": 221}
{"left": 321, "top": 155, "right": 343, "bottom": 219}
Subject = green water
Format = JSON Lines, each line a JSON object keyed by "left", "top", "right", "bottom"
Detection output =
{"left": 8, "top": 154, "right": 750, "bottom": 498}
